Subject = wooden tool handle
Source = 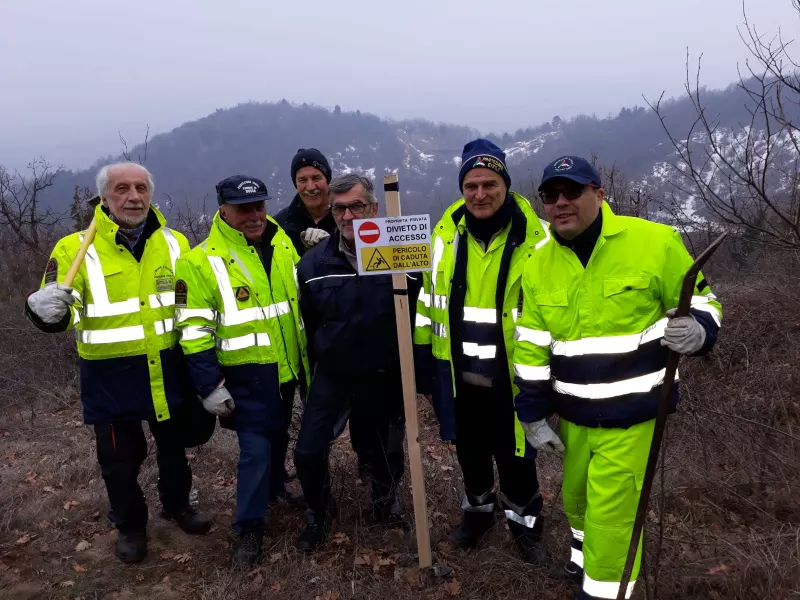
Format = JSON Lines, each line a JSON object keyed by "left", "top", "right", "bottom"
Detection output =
{"left": 63, "top": 218, "right": 97, "bottom": 287}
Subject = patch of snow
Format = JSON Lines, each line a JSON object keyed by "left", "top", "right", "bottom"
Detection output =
{"left": 364, "top": 167, "right": 376, "bottom": 180}
{"left": 346, "top": 145, "right": 356, "bottom": 152}
{"left": 453, "top": 156, "right": 462, "bottom": 166}
{"left": 419, "top": 152, "right": 434, "bottom": 163}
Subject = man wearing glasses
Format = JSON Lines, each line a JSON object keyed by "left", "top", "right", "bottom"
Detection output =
{"left": 514, "top": 156, "right": 722, "bottom": 599}
{"left": 292, "top": 174, "right": 422, "bottom": 551}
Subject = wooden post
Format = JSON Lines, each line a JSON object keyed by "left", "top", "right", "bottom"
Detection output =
{"left": 383, "top": 173, "right": 432, "bottom": 569}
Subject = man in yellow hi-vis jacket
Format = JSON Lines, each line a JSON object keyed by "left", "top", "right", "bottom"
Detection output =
{"left": 413, "top": 139, "right": 551, "bottom": 563}
{"left": 174, "top": 175, "right": 309, "bottom": 567}
{"left": 513, "top": 156, "right": 722, "bottom": 599}
{"left": 24, "top": 162, "right": 211, "bottom": 564}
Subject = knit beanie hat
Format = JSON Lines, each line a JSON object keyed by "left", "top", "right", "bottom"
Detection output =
{"left": 458, "top": 138, "right": 511, "bottom": 192}
{"left": 290, "top": 148, "right": 332, "bottom": 188}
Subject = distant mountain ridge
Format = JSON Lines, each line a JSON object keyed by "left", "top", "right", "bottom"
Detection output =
{"left": 40, "top": 81, "right": 799, "bottom": 224}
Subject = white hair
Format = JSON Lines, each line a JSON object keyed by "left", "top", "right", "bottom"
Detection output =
{"left": 95, "top": 162, "right": 155, "bottom": 199}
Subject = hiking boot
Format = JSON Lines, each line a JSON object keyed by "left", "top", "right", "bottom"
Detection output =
{"left": 448, "top": 510, "right": 494, "bottom": 548}
{"left": 507, "top": 514, "right": 545, "bottom": 565}
{"left": 561, "top": 560, "right": 584, "bottom": 585}
{"left": 296, "top": 507, "right": 334, "bottom": 553}
{"left": 116, "top": 530, "right": 147, "bottom": 564}
{"left": 162, "top": 506, "right": 212, "bottom": 535}
{"left": 232, "top": 529, "right": 263, "bottom": 568}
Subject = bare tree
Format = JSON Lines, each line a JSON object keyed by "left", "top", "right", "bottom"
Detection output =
{"left": 0, "top": 158, "right": 65, "bottom": 255}
{"left": 648, "top": 1, "right": 800, "bottom": 251}
{"left": 590, "top": 155, "right": 653, "bottom": 219}
{"left": 69, "top": 185, "right": 95, "bottom": 231}
{"left": 118, "top": 124, "right": 150, "bottom": 164}
{"left": 168, "top": 193, "right": 212, "bottom": 245}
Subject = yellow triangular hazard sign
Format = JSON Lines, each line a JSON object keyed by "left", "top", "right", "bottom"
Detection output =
{"left": 365, "top": 247, "right": 391, "bottom": 271}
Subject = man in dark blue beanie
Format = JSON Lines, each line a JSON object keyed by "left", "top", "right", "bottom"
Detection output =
{"left": 275, "top": 148, "right": 336, "bottom": 257}
{"left": 458, "top": 138, "right": 512, "bottom": 194}
{"left": 413, "top": 138, "right": 551, "bottom": 564}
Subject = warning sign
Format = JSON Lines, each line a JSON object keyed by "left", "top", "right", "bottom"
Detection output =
{"left": 364, "top": 247, "right": 392, "bottom": 271}
{"left": 354, "top": 215, "right": 432, "bottom": 276}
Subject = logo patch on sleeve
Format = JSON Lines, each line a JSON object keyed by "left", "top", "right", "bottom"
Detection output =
{"left": 175, "top": 279, "right": 188, "bottom": 307}
{"left": 236, "top": 287, "right": 250, "bottom": 302}
{"left": 44, "top": 258, "right": 58, "bottom": 284}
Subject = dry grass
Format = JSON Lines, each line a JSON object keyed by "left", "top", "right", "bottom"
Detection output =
{"left": 1, "top": 246, "right": 798, "bottom": 600}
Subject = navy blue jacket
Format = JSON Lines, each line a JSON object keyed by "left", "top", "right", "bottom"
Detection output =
{"left": 274, "top": 194, "right": 337, "bottom": 258}
{"left": 297, "top": 230, "right": 422, "bottom": 378}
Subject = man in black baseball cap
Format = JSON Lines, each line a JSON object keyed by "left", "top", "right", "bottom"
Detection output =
{"left": 274, "top": 148, "right": 337, "bottom": 256}
{"left": 174, "top": 174, "right": 310, "bottom": 566}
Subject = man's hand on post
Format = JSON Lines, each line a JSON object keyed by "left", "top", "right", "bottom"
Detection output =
{"left": 521, "top": 419, "right": 565, "bottom": 455}
{"left": 661, "top": 308, "right": 706, "bottom": 355}
{"left": 202, "top": 384, "right": 235, "bottom": 417}
{"left": 300, "top": 228, "right": 330, "bottom": 248}
{"left": 27, "top": 283, "right": 75, "bottom": 324}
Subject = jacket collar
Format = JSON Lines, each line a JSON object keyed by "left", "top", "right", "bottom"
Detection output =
{"left": 208, "top": 210, "right": 281, "bottom": 253}
{"left": 599, "top": 201, "right": 626, "bottom": 237}
{"left": 443, "top": 191, "right": 546, "bottom": 246}
{"left": 93, "top": 202, "right": 165, "bottom": 241}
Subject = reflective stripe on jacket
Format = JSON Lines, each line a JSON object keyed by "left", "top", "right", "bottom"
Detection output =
{"left": 413, "top": 192, "right": 550, "bottom": 456}
{"left": 31, "top": 204, "right": 191, "bottom": 423}
{"left": 513, "top": 201, "right": 722, "bottom": 429}
{"left": 175, "top": 212, "right": 309, "bottom": 433}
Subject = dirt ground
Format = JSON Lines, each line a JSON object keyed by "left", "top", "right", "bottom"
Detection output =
{"left": 1, "top": 267, "right": 798, "bottom": 600}
{"left": 0, "top": 396, "right": 580, "bottom": 600}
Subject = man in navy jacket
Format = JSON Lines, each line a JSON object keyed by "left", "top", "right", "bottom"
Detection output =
{"left": 293, "top": 173, "right": 422, "bottom": 551}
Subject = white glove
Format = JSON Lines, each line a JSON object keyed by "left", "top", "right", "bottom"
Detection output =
{"left": 300, "top": 228, "right": 330, "bottom": 248}
{"left": 202, "top": 384, "right": 235, "bottom": 417}
{"left": 27, "top": 283, "right": 75, "bottom": 324}
{"left": 661, "top": 308, "right": 706, "bottom": 355}
{"left": 521, "top": 419, "right": 565, "bottom": 455}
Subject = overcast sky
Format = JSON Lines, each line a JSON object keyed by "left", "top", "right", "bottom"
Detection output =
{"left": 1, "top": 0, "right": 796, "bottom": 172}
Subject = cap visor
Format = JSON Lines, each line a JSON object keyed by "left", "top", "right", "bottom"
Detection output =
{"left": 538, "top": 174, "right": 595, "bottom": 191}
{"left": 225, "top": 193, "right": 272, "bottom": 205}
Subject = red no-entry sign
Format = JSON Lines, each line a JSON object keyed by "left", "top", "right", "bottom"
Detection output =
{"left": 358, "top": 221, "right": 380, "bottom": 244}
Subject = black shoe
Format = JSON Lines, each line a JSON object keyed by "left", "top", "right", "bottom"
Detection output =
{"left": 296, "top": 508, "right": 333, "bottom": 553}
{"left": 116, "top": 530, "right": 147, "bottom": 564}
{"left": 507, "top": 514, "right": 545, "bottom": 565}
{"left": 448, "top": 510, "right": 494, "bottom": 548}
{"left": 162, "top": 506, "right": 212, "bottom": 535}
{"left": 357, "top": 461, "right": 372, "bottom": 482}
{"left": 562, "top": 561, "right": 584, "bottom": 585}
{"left": 232, "top": 529, "right": 263, "bottom": 568}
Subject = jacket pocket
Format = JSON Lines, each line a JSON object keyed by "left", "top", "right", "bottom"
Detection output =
{"left": 533, "top": 288, "right": 569, "bottom": 330}
{"left": 602, "top": 275, "right": 654, "bottom": 331}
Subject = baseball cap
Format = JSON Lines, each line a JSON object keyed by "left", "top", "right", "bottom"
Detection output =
{"left": 539, "top": 156, "right": 602, "bottom": 191}
{"left": 216, "top": 175, "right": 272, "bottom": 206}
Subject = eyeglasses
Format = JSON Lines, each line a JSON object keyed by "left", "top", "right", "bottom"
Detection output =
{"left": 331, "top": 201, "right": 370, "bottom": 217}
{"left": 539, "top": 182, "right": 598, "bottom": 204}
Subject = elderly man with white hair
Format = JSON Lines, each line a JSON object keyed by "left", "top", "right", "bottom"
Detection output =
{"left": 24, "top": 162, "right": 212, "bottom": 564}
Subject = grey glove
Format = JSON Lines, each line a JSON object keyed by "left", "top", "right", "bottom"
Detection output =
{"left": 521, "top": 419, "right": 565, "bottom": 455}
{"left": 661, "top": 308, "right": 706, "bottom": 355}
{"left": 300, "top": 228, "right": 330, "bottom": 248}
{"left": 27, "top": 283, "right": 75, "bottom": 324}
{"left": 202, "top": 384, "right": 235, "bottom": 417}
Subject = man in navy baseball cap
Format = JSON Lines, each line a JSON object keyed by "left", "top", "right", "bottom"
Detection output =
{"left": 216, "top": 175, "right": 272, "bottom": 206}
{"left": 537, "top": 156, "right": 604, "bottom": 252}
